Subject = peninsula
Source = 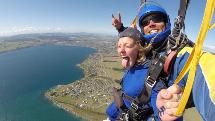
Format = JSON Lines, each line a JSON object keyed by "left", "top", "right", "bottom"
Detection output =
{"left": 0, "top": 32, "right": 202, "bottom": 121}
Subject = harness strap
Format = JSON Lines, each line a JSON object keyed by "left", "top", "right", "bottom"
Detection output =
{"left": 112, "top": 87, "right": 128, "bottom": 111}
{"left": 178, "top": 0, "right": 190, "bottom": 21}
{"left": 137, "top": 52, "right": 166, "bottom": 104}
{"left": 114, "top": 91, "right": 154, "bottom": 121}
{"left": 164, "top": 50, "right": 177, "bottom": 74}
{"left": 113, "top": 52, "right": 167, "bottom": 120}
{"left": 174, "top": 0, "right": 190, "bottom": 32}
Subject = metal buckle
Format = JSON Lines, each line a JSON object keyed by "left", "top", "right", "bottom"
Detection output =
{"left": 131, "top": 102, "right": 138, "bottom": 111}
{"left": 120, "top": 112, "right": 129, "bottom": 121}
{"left": 146, "top": 76, "right": 156, "bottom": 88}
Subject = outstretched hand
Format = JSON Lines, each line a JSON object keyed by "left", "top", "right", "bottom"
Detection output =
{"left": 112, "top": 12, "right": 122, "bottom": 30}
{"left": 156, "top": 84, "right": 183, "bottom": 121}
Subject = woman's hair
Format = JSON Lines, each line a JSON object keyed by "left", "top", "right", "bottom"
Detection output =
{"left": 118, "top": 27, "right": 152, "bottom": 66}
{"left": 135, "top": 41, "right": 151, "bottom": 65}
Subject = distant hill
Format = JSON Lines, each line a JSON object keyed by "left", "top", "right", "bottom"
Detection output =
{"left": 0, "top": 32, "right": 117, "bottom": 42}
{"left": 0, "top": 32, "right": 118, "bottom": 55}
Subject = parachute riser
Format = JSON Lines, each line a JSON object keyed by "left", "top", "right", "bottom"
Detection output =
{"left": 169, "top": 0, "right": 190, "bottom": 51}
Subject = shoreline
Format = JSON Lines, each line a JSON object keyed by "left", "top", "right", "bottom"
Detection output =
{"left": 45, "top": 91, "right": 106, "bottom": 121}
{"left": 45, "top": 50, "right": 123, "bottom": 121}
{"left": 1, "top": 33, "right": 204, "bottom": 121}
{"left": 1, "top": 33, "right": 120, "bottom": 121}
{"left": 1, "top": 40, "right": 203, "bottom": 121}
{"left": 44, "top": 48, "right": 203, "bottom": 121}
{"left": 0, "top": 41, "right": 114, "bottom": 120}
{"left": 0, "top": 40, "right": 51, "bottom": 54}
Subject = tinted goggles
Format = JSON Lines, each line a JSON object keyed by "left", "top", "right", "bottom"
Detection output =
{"left": 141, "top": 14, "right": 166, "bottom": 27}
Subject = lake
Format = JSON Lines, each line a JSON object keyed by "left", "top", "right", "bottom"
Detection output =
{"left": 0, "top": 45, "right": 95, "bottom": 121}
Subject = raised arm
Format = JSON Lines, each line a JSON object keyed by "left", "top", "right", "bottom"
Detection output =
{"left": 112, "top": 12, "right": 126, "bottom": 33}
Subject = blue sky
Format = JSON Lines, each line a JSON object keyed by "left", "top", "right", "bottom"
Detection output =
{"left": 0, "top": 0, "right": 214, "bottom": 48}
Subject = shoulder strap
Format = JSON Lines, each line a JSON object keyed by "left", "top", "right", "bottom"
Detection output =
{"left": 137, "top": 51, "right": 166, "bottom": 104}
{"left": 164, "top": 50, "right": 177, "bottom": 74}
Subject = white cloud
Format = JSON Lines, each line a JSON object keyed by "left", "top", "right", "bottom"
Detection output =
{"left": 0, "top": 26, "right": 67, "bottom": 36}
{"left": 204, "top": 45, "right": 215, "bottom": 50}
{"left": 12, "top": 26, "right": 35, "bottom": 33}
{"left": 203, "top": 44, "right": 215, "bottom": 53}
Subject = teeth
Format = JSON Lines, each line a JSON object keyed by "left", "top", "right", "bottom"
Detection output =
{"left": 150, "top": 30, "right": 158, "bottom": 34}
{"left": 122, "top": 56, "right": 129, "bottom": 60}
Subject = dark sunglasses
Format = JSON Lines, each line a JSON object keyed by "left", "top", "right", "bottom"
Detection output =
{"left": 141, "top": 14, "right": 166, "bottom": 27}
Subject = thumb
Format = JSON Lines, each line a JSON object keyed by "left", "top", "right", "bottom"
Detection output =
{"left": 112, "top": 14, "right": 115, "bottom": 19}
{"left": 158, "top": 89, "right": 173, "bottom": 100}
{"left": 167, "top": 84, "right": 182, "bottom": 94}
{"left": 157, "top": 89, "right": 172, "bottom": 109}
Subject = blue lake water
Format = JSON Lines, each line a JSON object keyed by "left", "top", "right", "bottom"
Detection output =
{"left": 0, "top": 45, "right": 95, "bottom": 121}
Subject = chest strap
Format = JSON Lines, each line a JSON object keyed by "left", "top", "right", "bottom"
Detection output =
{"left": 139, "top": 51, "right": 166, "bottom": 104}
{"left": 121, "top": 91, "right": 154, "bottom": 121}
{"left": 113, "top": 87, "right": 153, "bottom": 121}
{"left": 164, "top": 50, "right": 177, "bottom": 74}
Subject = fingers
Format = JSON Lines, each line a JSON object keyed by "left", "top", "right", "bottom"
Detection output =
{"left": 167, "top": 84, "right": 182, "bottom": 94}
{"left": 118, "top": 12, "right": 121, "bottom": 22}
{"left": 156, "top": 89, "right": 172, "bottom": 111}
{"left": 158, "top": 89, "right": 173, "bottom": 100}
{"left": 112, "top": 14, "right": 115, "bottom": 19}
{"left": 112, "top": 14, "right": 117, "bottom": 27}
{"left": 157, "top": 85, "right": 183, "bottom": 102}
{"left": 159, "top": 112, "right": 179, "bottom": 121}
{"left": 112, "top": 13, "right": 119, "bottom": 27}
{"left": 160, "top": 114, "right": 179, "bottom": 121}
{"left": 172, "top": 93, "right": 182, "bottom": 102}
{"left": 164, "top": 101, "right": 179, "bottom": 109}
{"left": 165, "top": 108, "right": 180, "bottom": 116}
{"left": 157, "top": 85, "right": 183, "bottom": 120}
{"left": 158, "top": 106, "right": 180, "bottom": 121}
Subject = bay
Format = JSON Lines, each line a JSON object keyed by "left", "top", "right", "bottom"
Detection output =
{"left": 0, "top": 45, "right": 95, "bottom": 121}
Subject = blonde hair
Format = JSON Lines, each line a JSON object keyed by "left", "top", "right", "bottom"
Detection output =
{"left": 135, "top": 41, "right": 152, "bottom": 65}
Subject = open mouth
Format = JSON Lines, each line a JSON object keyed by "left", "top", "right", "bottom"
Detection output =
{"left": 122, "top": 56, "right": 129, "bottom": 60}
{"left": 121, "top": 56, "right": 129, "bottom": 68}
{"left": 150, "top": 29, "right": 158, "bottom": 34}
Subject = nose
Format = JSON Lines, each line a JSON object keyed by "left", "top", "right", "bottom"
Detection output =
{"left": 118, "top": 46, "right": 126, "bottom": 55}
{"left": 148, "top": 20, "right": 156, "bottom": 28}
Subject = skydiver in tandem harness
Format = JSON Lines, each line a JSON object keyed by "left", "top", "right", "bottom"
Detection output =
{"left": 106, "top": 0, "right": 215, "bottom": 121}
{"left": 156, "top": 0, "right": 215, "bottom": 120}
{"left": 106, "top": 27, "right": 164, "bottom": 121}
{"left": 106, "top": 1, "right": 194, "bottom": 121}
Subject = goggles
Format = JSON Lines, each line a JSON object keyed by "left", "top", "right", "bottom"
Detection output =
{"left": 141, "top": 14, "right": 166, "bottom": 27}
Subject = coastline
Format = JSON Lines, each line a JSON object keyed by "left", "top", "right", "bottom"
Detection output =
{"left": 44, "top": 48, "right": 203, "bottom": 121}
{"left": 45, "top": 52, "right": 123, "bottom": 121}
{"left": 1, "top": 33, "right": 203, "bottom": 121}
{"left": 0, "top": 33, "right": 119, "bottom": 121}
{"left": 45, "top": 91, "right": 106, "bottom": 121}
{"left": 0, "top": 40, "right": 51, "bottom": 54}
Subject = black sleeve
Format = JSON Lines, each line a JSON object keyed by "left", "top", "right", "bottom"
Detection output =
{"left": 117, "top": 24, "right": 127, "bottom": 33}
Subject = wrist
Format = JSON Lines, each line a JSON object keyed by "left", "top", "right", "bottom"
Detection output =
{"left": 117, "top": 24, "right": 126, "bottom": 32}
